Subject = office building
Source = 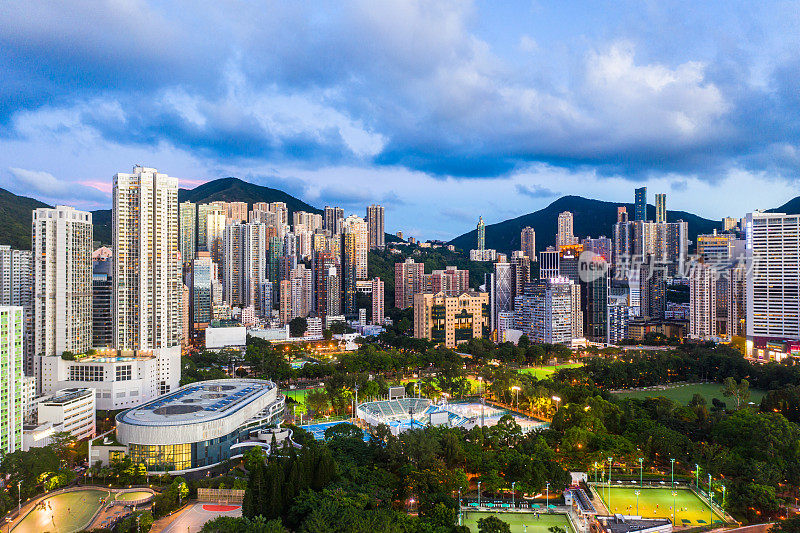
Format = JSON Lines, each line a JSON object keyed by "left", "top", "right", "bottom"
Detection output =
{"left": 112, "top": 166, "right": 182, "bottom": 390}
{"left": 655, "top": 193, "right": 666, "bottom": 223}
{"left": 722, "top": 217, "right": 738, "bottom": 231}
{"left": 179, "top": 202, "right": 196, "bottom": 265}
{"left": 0, "top": 247, "right": 33, "bottom": 375}
{"left": 557, "top": 211, "right": 577, "bottom": 247}
{"left": 514, "top": 278, "right": 580, "bottom": 344}
{"left": 558, "top": 245, "right": 582, "bottom": 284}
{"left": 324, "top": 206, "right": 344, "bottom": 235}
{"left": 635, "top": 186, "right": 647, "bottom": 221}
{"left": 0, "top": 306, "right": 23, "bottom": 453}
{"left": 395, "top": 258, "right": 425, "bottom": 308}
{"left": 366, "top": 204, "right": 385, "bottom": 249}
{"left": 697, "top": 231, "right": 736, "bottom": 263}
{"left": 539, "top": 247, "right": 560, "bottom": 279}
{"left": 580, "top": 255, "right": 609, "bottom": 343}
{"left": 424, "top": 266, "right": 470, "bottom": 296}
{"left": 37, "top": 387, "right": 96, "bottom": 441}
{"left": 581, "top": 236, "right": 612, "bottom": 262}
{"left": 510, "top": 251, "right": 531, "bottom": 300}
{"left": 745, "top": 211, "right": 800, "bottom": 359}
{"left": 32, "top": 206, "right": 93, "bottom": 365}
{"left": 477, "top": 216, "right": 485, "bottom": 251}
{"left": 192, "top": 252, "right": 214, "bottom": 328}
{"left": 313, "top": 251, "right": 337, "bottom": 319}
{"left": 639, "top": 255, "right": 666, "bottom": 319}
{"left": 413, "top": 291, "right": 490, "bottom": 348}
{"left": 520, "top": 226, "right": 536, "bottom": 262}
{"left": 607, "top": 295, "right": 630, "bottom": 344}
{"left": 92, "top": 258, "right": 113, "bottom": 348}
{"left": 324, "top": 267, "right": 342, "bottom": 317}
{"left": 688, "top": 262, "right": 717, "bottom": 339}
{"left": 342, "top": 215, "right": 368, "bottom": 280}
{"left": 371, "top": 277, "right": 384, "bottom": 325}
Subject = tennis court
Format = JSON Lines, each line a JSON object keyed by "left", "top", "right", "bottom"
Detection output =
{"left": 595, "top": 486, "right": 724, "bottom": 526}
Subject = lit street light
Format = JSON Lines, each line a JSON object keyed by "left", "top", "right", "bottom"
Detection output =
{"left": 671, "top": 458, "right": 676, "bottom": 525}
{"left": 512, "top": 481, "right": 516, "bottom": 508}
{"left": 546, "top": 481, "right": 550, "bottom": 509}
{"left": 551, "top": 395, "right": 561, "bottom": 412}
{"left": 477, "top": 481, "right": 482, "bottom": 508}
{"left": 511, "top": 386, "right": 521, "bottom": 409}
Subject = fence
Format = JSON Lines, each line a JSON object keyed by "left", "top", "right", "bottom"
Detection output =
{"left": 197, "top": 488, "right": 245, "bottom": 504}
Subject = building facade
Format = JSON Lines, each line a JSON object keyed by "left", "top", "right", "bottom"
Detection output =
{"left": 0, "top": 306, "right": 23, "bottom": 453}
{"left": 413, "top": 291, "right": 490, "bottom": 348}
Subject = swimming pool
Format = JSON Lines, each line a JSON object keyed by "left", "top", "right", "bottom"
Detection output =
{"left": 299, "top": 421, "right": 372, "bottom": 442}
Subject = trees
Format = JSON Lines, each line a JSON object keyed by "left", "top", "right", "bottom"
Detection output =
{"left": 289, "top": 317, "right": 308, "bottom": 338}
{"left": 721, "top": 377, "right": 750, "bottom": 410}
{"left": 477, "top": 515, "right": 511, "bottom": 533}
{"left": 305, "top": 390, "right": 330, "bottom": 417}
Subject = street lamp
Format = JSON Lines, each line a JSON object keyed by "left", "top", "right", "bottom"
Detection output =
{"left": 708, "top": 474, "right": 713, "bottom": 526}
{"left": 512, "top": 481, "right": 516, "bottom": 508}
{"left": 511, "top": 386, "right": 521, "bottom": 409}
{"left": 695, "top": 464, "right": 700, "bottom": 492}
{"left": 17, "top": 481, "right": 21, "bottom": 514}
{"left": 638, "top": 458, "right": 643, "bottom": 491}
{"left": 477, "top": 481, "right": 482, "bottom": 508}
{"left": 551, "top": 395, "right": 561, "bottom": 412}
{"left": 458, "top": 488, "right": 462, "bottom": 526}
{"left": 635, "top": 489, "right": 640, "bottom": 515}
{"left": 608, "top": 457, "right": 613, "bottom": 511}
{"left": 546, "top": 481, "right": 550, "bottom": 509}
{"left": 671, "top": 458, "right": 676, "bottom": 525}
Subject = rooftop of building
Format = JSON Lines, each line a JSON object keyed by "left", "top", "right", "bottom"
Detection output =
{"left": 595, "top": 515, "right": 672, "bottom": 533}
{"left": 116, "top": 379, "right": 276, "bottom": 427}
{"left": 42, "top": 388, "right": 94, "bottom": 406}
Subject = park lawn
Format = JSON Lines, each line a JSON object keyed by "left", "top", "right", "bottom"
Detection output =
{"left": 518, "top": 362, "right": 584, "bottom": 380}
{"left": 461, "top": 511, "right": 573, "bottom": 533}
{"left": 612, "top": 382, "right": 765, "bottom": 406}
{"left": 596, "top": 487, "right": 723, "bottom": 526}
{"left": 13, "top": 489, "right": 108, "bottom": 533}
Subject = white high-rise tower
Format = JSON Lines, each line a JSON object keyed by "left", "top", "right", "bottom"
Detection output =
{"left": 113, "top": 166, "right": 182, "bottom": 351}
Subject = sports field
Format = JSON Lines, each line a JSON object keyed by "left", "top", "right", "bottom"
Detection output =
{"left": 612, "top": 382, "right": 765, "bottom": 406}
{"left": 12, "top": 489, "right": 108, "bottom": 533}
{"left": 115, "top": 490, "right": 153, "bottom": 502}
{"left": 518, "top": 363, "right": 583, "bottom": 380}
{"left": 285, "top": 387, "right": 324, "bottom": 414}
{"left": 596, "top": 487, "right": 724, "bottom": 526}
{"left": 462, "top": 511, "right": 573, "bottom": 533}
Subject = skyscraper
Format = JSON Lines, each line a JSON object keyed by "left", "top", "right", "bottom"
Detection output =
{"left": 556, "top": 211, "right": 576, "bottom": 247}
{"left": 634, "top": 187, "right": 647, "bottom": 221}
{"left": 639, "top": 255, "right": 666, "bottom": 319}
{"left": 538, "top": 247, "right": 560, "bottom": 279}
{"left": 477, "top": 216, "right": 486, "bottom": 251}
{"left": 745, "top": 211, "right": 800, "bottom": 359}
{"left": 342, "top": 215, "right": 368, "bottom": 280}
{"left": 394, "top": 258, "right": 424, "bottom": 308}
{"left": 206, "top": 209, "right": 226, "bottom": 265}
{"left": 689, "top": 262, "right": 717, "bottom": 339}
{"left": 192, "top": 252, "right": 214, "bottom": 327}
{"left": 655, "top": 193, "right": 666, "bottom": 224}
{"left": 92, "top": 257, "right": 113, "bottom": 349}
{"left": 513, "top": 278, "right": 579, "bottom": 344}
{"left": 366, "top": 204, "right": 385, "bottom": 250}
{"left": 324, "top": 206, "right": 344, "bottom": 235}
{"left": 580, "top": 254, "right": 609, "bottom": 342}
{"left": 313, "top": 251, "right": 337, "bottom": 319}
{"left": 0, "top": 247, "right": 33, "bottom": 375}
{"left": 0, "top": 306, "right": 23, "bottom": 453}
{"left": 113, "top": 166, "right": 182, "bottom": 351}
{"left": 179, "top": 201, "right": 196, "bottom": 265}
{"left": 371, "top": 277, "right": 384, "bottom": 325}
{"left": 520, "top": 226, "right": 536, "bottom": 261}
{"left": 197, "top": 203, "right": 222, "bottom": 251}
{"left": 32, "top": 206, "right": 93, "bottom": 363}
{"left": 342, "top": 229, "right": 360, "bottom": 316}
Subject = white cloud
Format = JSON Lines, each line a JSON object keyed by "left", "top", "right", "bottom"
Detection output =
{"left": 7, "top": 167, "right": 108, "bottom": 202}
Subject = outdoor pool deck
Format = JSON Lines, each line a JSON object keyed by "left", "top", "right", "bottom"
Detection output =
{"left": 461, "top": 511, "right": 573, "bottom": 533}
{"left": 299, "top": 420, "right": 372, "bottom": 442}
{"left": 11, "top": 489, "right": 109, "bottom": 533}
{"left": 594, "top": 486, "right": 724, "bottom": 526}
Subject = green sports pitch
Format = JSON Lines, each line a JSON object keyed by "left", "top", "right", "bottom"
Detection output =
{"left": 461, "top": 511, "right": 573, "bottom": 533}
{"left": 518, "top": 363, "right": 583, "bottom": 380}
{"left": 595, "top": 486, "right": 724, "bottom": 526}
{"left": 12, "top": 489, "right": 109, "bottom": 533}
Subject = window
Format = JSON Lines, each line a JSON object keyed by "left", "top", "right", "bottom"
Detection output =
{"left": 115, "top": 365, "right": 132, "bottom": 381}
{"left": 69, "top": 365, "right": 103, "bottom": 381}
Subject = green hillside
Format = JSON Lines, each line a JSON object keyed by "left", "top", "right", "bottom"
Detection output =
{"left": 0, "top": 188, "right": 50, "bottom": 248}
{"left": 448, "top": 195, "right": 723, "bottom": 254}
{"left": 177, "top": 177, "right": 322, "bottom": 215}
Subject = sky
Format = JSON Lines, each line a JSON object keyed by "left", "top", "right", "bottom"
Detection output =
{"left": 1, "top": 1, "right": 800, "bottom": 240}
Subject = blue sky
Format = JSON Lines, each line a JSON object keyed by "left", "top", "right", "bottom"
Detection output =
{"left": 1, "top": 1, "right": 799, "bottom": 240}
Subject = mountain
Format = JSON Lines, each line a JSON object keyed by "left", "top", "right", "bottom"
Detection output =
{"left": 448, "top": 195, "right": 723, "bottom": 254}
{"left": 0, "top": 188, "right": 50, "bottom": 248}
{"left": 767, "top": 197, "right": 800, "bottom": 214}
{"left": 0, "top": 177, "right": 402, "bottom": 247}
{"left": 177, "top": 177, "right": 322, "bottom": 215}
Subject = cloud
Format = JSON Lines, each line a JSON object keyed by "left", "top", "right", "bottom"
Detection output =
{"left": 670, "top": 180, "right": 688, "bottom": 192}
{"left": 6, "top": 167, "right": 108, "bottom": 203}
{"left": 515, "top": 183, "right": 558, "bottom": 198}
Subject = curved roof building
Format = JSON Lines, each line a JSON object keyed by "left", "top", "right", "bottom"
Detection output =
{"left": 115, "top": 379, "right": 284, "bottom": 473}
